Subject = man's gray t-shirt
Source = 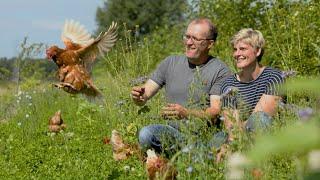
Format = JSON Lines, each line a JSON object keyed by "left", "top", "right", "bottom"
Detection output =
{"left": 150, "top": 55, "right": 231, "bottom": 108}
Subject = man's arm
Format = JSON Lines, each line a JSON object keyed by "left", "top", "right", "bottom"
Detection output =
{"left": 131, "top": 79, "right": 161, "bottom": 106}
{"left": 161, "top": 95, "right": 221, "bottom": 120}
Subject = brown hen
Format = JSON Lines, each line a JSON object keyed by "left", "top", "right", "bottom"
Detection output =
{"left": 48, "top": 110, "right": 66, "bottom": 133}
{"left": 46, "top": 19, "right": 118, "bottom": 96}
{"left": 146, "top": 149, "right": 177, "bottom": 180}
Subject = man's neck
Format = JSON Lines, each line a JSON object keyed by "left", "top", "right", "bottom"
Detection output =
{"left": 188, "top": 55, "right": 210, "bottom": 66}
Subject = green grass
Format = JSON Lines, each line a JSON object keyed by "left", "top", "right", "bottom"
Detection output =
{"left": 1, "top": 72, "right": 319, "bottom": 179}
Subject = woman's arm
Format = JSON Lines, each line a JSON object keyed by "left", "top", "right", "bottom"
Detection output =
{"left": 253, "top": 94, "right": 281, "bottom": 116}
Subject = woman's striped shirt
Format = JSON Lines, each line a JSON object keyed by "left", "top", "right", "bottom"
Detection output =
{"left": 220, "top": 67, "right": 284, "bottom": 119}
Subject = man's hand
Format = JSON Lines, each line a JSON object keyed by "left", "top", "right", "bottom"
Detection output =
{"left": 131, "top": 86, "right": 146, "bottom": 106}
{"left": 161, "top": 103, "right": 188, "bottom": 119}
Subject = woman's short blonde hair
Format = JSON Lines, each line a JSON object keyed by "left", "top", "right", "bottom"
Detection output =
{"left": 231, "top": 28, "right": 265, "bottom": 62}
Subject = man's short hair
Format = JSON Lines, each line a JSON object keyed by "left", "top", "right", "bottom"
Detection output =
{"left": 231, "top": 28, "right": 265, "bottom": 62}
{"left": 190, "top": 18, "right": 218, "bottom": 42}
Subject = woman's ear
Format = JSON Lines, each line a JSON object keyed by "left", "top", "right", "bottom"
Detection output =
{"left": 255, "top": 48, "right": 262, "bottom": 57}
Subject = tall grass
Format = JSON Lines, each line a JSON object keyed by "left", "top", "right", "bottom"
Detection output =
{"left": 0, "top": 1, "right": 320, "bottom": 179}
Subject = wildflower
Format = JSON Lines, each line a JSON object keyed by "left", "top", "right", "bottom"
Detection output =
{"left": 17, "top": 122, "right": 22, "bottom": 126}
{"left": 65, "top": 132, "right": 74, "bottom": 138}
{"left": 226, "top": 152, "right": 250, "bottom": 180}
{"left": 28, "top": 103, "right": 32, "bottom": 106}
{"left": 129, "top": 76, "right": 148, "bottom": 86}
{"left": 281, "top": 70, "right": 297, "bottom": 79}
{"left": 221, "top": 87, "right": 238, "bottom": 98}
{"left": 115, "top": 100, "right": 126, "bottom": 107}
{"left": 25, "top": 114, "right": 30, "bottom": 118}
{"left": 298, "top": 107, "right": 313, "bottom": 121}
{"left": 186, "top": 166, "right": 193, "bottom": 173}
{"left": 123, "top": 165, "right": 130, "bottom": 172}
{"left": 182, "top": 144, "right": 193, "bottom": 153}
{"left": 308, "top": 150, "right": 320, "bottom": 171}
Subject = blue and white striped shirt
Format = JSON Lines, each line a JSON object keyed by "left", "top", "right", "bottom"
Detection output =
{"left": 220, "top": 67, "right": 284, "bottom": 118}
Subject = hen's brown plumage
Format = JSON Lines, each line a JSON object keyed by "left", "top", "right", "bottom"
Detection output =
{"left": 48, "top": 110, "right": 66, "bottom": 133}
{"left": 110, "top": 130, "right": 134, "bottom": 161}
{"left": 146, "top": 149, "right": 177, "bottom": 180}
{"left": 46, "top": 19, "right": 118, "bottom": 97}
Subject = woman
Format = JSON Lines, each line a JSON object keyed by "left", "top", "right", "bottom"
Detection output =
{"left": 220, "top": 28, "right": 284, "bottom": 138}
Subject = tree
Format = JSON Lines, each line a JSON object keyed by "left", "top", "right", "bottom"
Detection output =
{"left": 95, "top": 0, "right": 188, "bottom": 36}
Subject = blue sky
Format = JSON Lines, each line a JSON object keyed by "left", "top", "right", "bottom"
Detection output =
{"left": 0, "top": 0, "right": 104, "bottom": 58}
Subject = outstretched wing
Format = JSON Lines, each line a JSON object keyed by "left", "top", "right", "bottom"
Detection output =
{"left": 61, "top": 19, "right": 94, "bottom": 50}
{"left": 76, "top": 22, "right": 118, "bottom": 71}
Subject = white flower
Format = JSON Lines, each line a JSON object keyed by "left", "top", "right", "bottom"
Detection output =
{"left": 17, "top": 122, "right": 22, "bottom": 126}
{"left": 308, "top": 150, "right": 320, "bottom": 171}
{"left": 123, "top": 165, "right": 130, "bottom": 172}
{"left": 226, "top": 153, "right": 250, "bottom": 180}
{"left": 25, "top": 114, "right": 30, "bottom": 118}
{"left": 186, "top": 166, "right": 193, "bottom": 173}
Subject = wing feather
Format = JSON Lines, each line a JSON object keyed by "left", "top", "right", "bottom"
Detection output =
{"left": 76, "top": 22, "right": 118, "bottom": 71}
{"left": 61, "top": 19, "right": 94, "bottom": 50}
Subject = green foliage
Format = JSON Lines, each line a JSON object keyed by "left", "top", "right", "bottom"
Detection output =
{"left": 95, "top": 0, "right": 188, "bottom": 36}
{"left": 97, "top": 23, "right": 184, "bottom": 77}
{"left": 193, "top": 0, "right": 320, "bottom": 74}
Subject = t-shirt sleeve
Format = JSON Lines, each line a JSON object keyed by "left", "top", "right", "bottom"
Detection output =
{"left": 150, "top": 57, "right": 171, "bottom": 87}
{"left": 209, "top": 63, "right": 232, "bottom": 96}
{"left": 266, "top": 70, "right": 284, "bottom": 96}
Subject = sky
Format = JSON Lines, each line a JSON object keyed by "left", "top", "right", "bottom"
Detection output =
{"left": 0, "top": 0, "right": 104, "bottom": 58}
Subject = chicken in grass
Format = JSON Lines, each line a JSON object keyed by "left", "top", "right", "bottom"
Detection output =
{"left": 46, "top": 19, "right": 118, "bottom": 96}
{"left": 48, "top": 110, "right": 66, "bottom": 133}
{"left": 146, "top": 149, "right": 177, "bottom": 180}
{"left": 110, "top": 130, "right": 134, "bottom": 161}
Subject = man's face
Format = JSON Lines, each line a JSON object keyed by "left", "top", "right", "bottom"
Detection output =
{"left": 184, "top": 23, "right": 212, "bottom": 62}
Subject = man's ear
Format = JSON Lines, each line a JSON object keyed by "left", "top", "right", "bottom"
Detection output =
{"left": 207, "top": 40, "right": 215, "bottom": 49}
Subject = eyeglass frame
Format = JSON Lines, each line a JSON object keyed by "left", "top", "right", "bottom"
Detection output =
{"left": 182, "top": 34, "right": 213, "bottom": 43}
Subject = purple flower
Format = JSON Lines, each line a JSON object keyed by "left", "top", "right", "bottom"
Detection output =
{"left": 281, "top": 70, "right": 297, "bottom": 79}
{"left": 130, "top": 76, "right": 148, "bottom": 86}
{"left": 221, "top": 87, "right": 238, "bottom": 98}
{"left": 298, "top": 107, "right": 313, "bottom": 120}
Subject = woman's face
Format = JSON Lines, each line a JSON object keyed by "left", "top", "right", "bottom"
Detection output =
{"left": 233, "top": 41, "right": 261, "bottom": 69}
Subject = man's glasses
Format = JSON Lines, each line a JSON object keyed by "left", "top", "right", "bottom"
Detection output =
{"left": 182, "top": 34, "right": 212, "bottom": 43}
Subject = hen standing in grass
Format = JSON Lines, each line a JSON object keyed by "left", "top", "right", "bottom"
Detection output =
{"left": 48, "top": 110, "right": 66, "bottom": 133}
{"left": 46, "top": 19, "right": 118, "bottom": 96}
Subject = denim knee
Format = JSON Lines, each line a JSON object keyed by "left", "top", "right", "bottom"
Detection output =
{"left": 245, "top": 111, "right": 272, "bottom": 132}
{"left": 138, "top": 125, "right": 156, "bottom": 150}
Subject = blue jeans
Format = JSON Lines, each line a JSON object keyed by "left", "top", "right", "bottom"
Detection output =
{"left": 245, "top": 111, "right": 273, "bottom": 132}
{"left": 138, "top": 123, "right": 228, "bottom": 156}
{"left": 138, "top": 124, "right": 184, "bottom": 155}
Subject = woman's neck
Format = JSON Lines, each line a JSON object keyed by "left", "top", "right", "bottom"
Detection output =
{"left": 237, "top": 63, "right": 265, "bottom": 82}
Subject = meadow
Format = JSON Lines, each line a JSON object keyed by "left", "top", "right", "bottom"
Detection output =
{"left": 1, "top": 0, "right": 320, "bottom": 179}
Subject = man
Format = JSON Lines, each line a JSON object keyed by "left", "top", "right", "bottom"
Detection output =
{"left": 131, "top": 18, "right": 231, "bottom": 155}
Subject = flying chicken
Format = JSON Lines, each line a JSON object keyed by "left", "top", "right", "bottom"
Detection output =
{"left": 46, "top": 19, "right": 118, "bottom": 96}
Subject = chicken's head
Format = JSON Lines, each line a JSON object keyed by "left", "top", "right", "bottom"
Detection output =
{"left": 46, "top": 46, "right": 60, "bottom": 60}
